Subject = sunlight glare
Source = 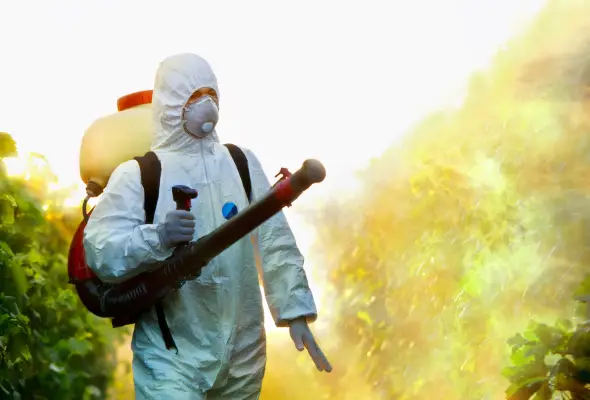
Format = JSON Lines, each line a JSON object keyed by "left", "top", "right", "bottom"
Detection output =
{"left": 2, "top": 156, "right": 26, "bottom": 177}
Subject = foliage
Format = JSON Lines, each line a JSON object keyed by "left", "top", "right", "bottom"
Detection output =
{"left": 0, "top": 134, "right": 124, "bottom": 400}
{"left": 6, "top": 1, "right": 590, "bottom": 399}
{"left": 261, "top": 1, "right": 590, "bottom": 398}
{"left": 503, "top": 317, "right": 590, "bottom": 399}
{"left": 0, "top": 133, "right": 16, "bottom": 159}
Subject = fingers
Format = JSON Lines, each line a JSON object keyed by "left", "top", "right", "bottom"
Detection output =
{"left": 179, "top": 218, "right": 196, "bottom": 228}
{"left": 315, "top": 345, "right": 333, "bottom": 373}
{"left": 178, "top": 227, "right": 195, "bottom": 236}
{"left": 292, "top": 333, "right": 305, "bottom": 352}
{"left": 303, "top": 333, "right": 333, "bottom": 373}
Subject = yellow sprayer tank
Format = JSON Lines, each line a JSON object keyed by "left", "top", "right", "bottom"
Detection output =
{"left": 79, "top": 90, "right": 155, "bottom": 195}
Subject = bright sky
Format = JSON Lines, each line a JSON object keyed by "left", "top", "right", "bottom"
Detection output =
{"left": 0, "top": 0, "right": 547, "bottom": 330}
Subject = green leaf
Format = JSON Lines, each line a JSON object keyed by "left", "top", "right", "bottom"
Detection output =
{"left": 555, "top": 318, "right": 573, "bottom": 333}
{"left": 506, "top": 376, "right": 547, "bottom": 400}
{"left": 502, "top": 358, "right": 548, "bottom": 385}
{"left": 0, "top": 133, "right": 17, "bottom": 158}
{"left": 0, "top": 195, "right": 16, "bottom": 226}
{"left": 568, "top": 328, "right": 590, "bottom": 357}
{"left": 550, "top": 357, "right": 577, "bottom": 379}
{"left": 534, "top": 381, "right": 552, "bottom": 400}
{"left": 0, "top": 241, "right": 14, "bottom": 258}
{"left": 534, "top": 323, "right": 564, "bottom": 349}
{"left": 511, "top": 346, "right": 537, "bottom": 366}
{"left": 66, "top": 337, "right": 93, "bottom": 356}
{"left": 508, "top": 333, "right": 531, "bottom": 350}
{"left": 356, "top": 310, "right": 373, "bottom": 326}
{"left": 8, "top": 261, "right": 28, "bottom": 297}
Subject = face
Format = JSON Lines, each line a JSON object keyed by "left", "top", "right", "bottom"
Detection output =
{"left": 181, "top": 86, "right": 220, "bottom": 138}
{"left": 186, "top": 87, "right": 219, "bottom": 107}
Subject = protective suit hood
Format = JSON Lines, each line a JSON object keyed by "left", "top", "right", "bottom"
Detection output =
{"left": 151, "top": 53, "right": 220, "bottom": 154}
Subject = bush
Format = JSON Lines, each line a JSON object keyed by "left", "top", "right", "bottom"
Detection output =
{"left": 504, "top": 317, "right": 590, "bottom": 399}
{"left": 0, "top": 132, "right": 123, "bottom": 400}
{"left": 282, "top": 1, "right": 590, "bottom": 398}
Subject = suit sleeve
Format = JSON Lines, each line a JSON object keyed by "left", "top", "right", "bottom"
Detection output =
{"left": 243, "top": 148, "right": 318, "bottom": 327}
{"left": 83, "top": 160, "right": 173, "bottom": 284}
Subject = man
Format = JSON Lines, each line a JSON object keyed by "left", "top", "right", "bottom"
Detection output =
{"left": 83, "top": 53, "right": 331, "bottom": 399}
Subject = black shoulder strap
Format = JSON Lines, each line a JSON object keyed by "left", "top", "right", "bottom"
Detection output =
{"left": 133, "top": 151, "right": 161, "bottom": 224}
{"left": 135, "top": 146, "right": 252, "bottom": 215}
{"left": 224, "top": 143, "right": 252, "bottom": 202}
{"left": 132, "top": 151, "right": 177, "bottom": 353}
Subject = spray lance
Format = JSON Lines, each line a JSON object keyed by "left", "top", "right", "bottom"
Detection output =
{"left": 72, "top": 158, "right": 326, "bottom": 320}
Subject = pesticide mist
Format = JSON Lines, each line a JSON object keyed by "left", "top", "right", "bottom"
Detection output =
{"left": 260, "top": 1, "right": 590, "bottom": 398}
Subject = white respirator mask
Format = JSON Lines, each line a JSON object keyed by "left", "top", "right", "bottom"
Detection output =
{"left": 182, "top": 95, "right": 219, "bottom": 138}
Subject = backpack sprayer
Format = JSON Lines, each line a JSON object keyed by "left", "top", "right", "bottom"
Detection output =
{"left": 68, "top": 90, "right": 324, "bottom": 334}
{"left": 72, "top": 158, "right": 325, "bottom": 321}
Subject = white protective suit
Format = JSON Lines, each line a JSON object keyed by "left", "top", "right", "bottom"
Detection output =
{"left": 83, "top": 53, "right": 318, "bottom": 399}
